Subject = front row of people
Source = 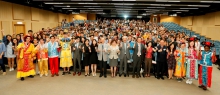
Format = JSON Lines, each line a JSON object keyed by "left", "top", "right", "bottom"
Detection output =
{"left": 1, "top": 34, "right": 216, "bottom": 91}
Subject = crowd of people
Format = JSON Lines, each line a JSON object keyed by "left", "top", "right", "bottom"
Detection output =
{"left": 0, "top": 19, "right": 218, "bottom": 91}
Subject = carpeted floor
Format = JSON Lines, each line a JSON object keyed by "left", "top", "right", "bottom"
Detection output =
{"left": 0, "top": 65, "right": 220, "bottom": 95}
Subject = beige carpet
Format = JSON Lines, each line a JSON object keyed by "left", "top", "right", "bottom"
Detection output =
{"left": 0, "top": 66, "right": 220, "bottom": 95}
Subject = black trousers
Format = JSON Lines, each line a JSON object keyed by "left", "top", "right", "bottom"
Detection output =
{"left": 0, "top": 58, "right": 6, "bottom": 72}
{"left": 99, "top": 59, "right": 107, "bottom": 75}
{"left": 133, "top": 57, "right": 141, "bottom": 75}
{"left": 156, "top": 61, "right": 165, "bottom": 77}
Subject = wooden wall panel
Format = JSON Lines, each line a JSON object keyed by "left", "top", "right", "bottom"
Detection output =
{"left": 0, "top": 1, "right": 12, "bottom": 20}
{"left": 215, "top": 11, "right": 220, "bottom": 25}
{"left": 187, "top": 16, "right": 193, "bottom": 26}
{"left": 23, "top": 6, "right": 31, "bottom": 20}
{"left": 70, "top": 13, "right": 87, "bottom": 21}
{"left": 12, "top": 4, "right": 25, "bottom": 20}
{"left": 49, "top": 12, "right": 58, "bottom": 22}
{"left": 2, "top": 21, "right": 12, "bottom": 35}
{"left": 25, "top": 21, "right": 31, "bottom": 33}
{"left": 160, "top": 15, "right": 180, "bottom": 24}
{"left": 0, "top": 21, "right": 2, "bottom": 39}
{"left": 203, "top": 13, "right": 215, "bottom": 26}
{"left": 31, "top": 8, "right": 39, "bottom": 21}
{"left": 87, "top": 14, "right": 96, "bottom": 20}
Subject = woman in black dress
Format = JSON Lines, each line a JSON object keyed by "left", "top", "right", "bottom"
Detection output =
{"left": 82, "top": 39, "right": 91, "bottom": 76}
{"left": 167, "top": 42, "right": 176, "bottom": 79}
{"left": 90, "top": 39, "right": 98, "bottom": 77}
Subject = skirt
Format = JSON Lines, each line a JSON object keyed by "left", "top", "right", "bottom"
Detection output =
{"left": 109, "top": 59, "right": 118, "bottom": 67}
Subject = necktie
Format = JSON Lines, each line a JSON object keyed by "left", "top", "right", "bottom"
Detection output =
{"left": 124, "top": 43, "right": 126, "bottom": 54}
{"left": 137, "top": 43, "right": 141, "bottom": 57}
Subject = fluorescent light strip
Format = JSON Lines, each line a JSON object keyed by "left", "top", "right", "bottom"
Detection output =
{"left": 180, "top": 8, "right": 198, "bottom": 9}
{"left": 147, "top": 7, "right": 165, "bottom": 8}
{"left": 172, "top": 10, "right": 188, "bottom": 11}
{"left": 62, "top": 8, "right": 77, "bottom": 9}
{"left": 168, "top": 1, "right": 181, "bottom": 2}
{"left": 44, "top": 3, "right": 64, "bottom": 4}
{"left": 200, "top": 1, "right": 213, "bottom": 3}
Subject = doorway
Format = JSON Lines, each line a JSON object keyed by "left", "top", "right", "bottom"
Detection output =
{"left": 14, "top": 24, "right": 25, "bottom": 35}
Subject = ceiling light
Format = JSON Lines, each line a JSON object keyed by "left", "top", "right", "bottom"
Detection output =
{"left": 161, "top": 4, "right": 172, "bottom": 6}
{"left": 172, "top": 10, "right": 189, "bottom": 11}
{"left": 188, "top": 5, "right": 210, "bottom": 7}
{"left": 62, "top": 8, "right": 77, "bottom": 9}
{"left": 147, "top": 7, "right": 165, "bottom": 8}
{"left": 180, "top": 8, "right": 198, "bottom": 9}
{"left": 124, "top": 15, "right": 128, "bottom": 18}
{"left": 142, "top": 14, "right": 146, "bottom": 15}
{"left": 154, "top": 15, "right": 157, "bottom": 16}
{"left": 168, "top": 1, "right": 180, "bottom": 2}
{"left": 44, "top": 2, "right": 63, "bottom": 4}
{"left": 67, "top": 5, "right": 70, "bottom": 7}
{"left": 200, "top": 1, "right": 213, "bottom": 3}
{"left": 176, "top": 12, "right": 182, "bottom": 13}
{"left": 68, "top": 10, "right": 73, "bottom": 11}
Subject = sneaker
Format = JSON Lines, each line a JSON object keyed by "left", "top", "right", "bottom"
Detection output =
{"left": 11, "top": 68, "right": 14, "bottom": 71}
{"left": 45, "top": 74, "right": 48, "bottom": 77}
{"left": 186, "top": 79, "right": 190, "bottom": 84}
{"left": 189, "top": 79, "right": 193, "bottom": 84}
{"left": 9, "top": 68, "right": 12, "bottom": 71}
{"left": 40, "top": 74, "right": 43, "bottom": 77}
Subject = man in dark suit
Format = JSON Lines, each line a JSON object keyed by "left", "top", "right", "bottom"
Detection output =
{"left": 132, "top": 37, "right": 145, "bottom": 78}
{"left": 156, "top": 39, "right": 167, "bottom": 80}
{"left": 119, "top": 36, "right": 131, "bottom": 77}
{"left": 72, "top": 37, "right": 83, "bottom": 76}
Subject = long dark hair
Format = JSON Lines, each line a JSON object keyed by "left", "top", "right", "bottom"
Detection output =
{"left": 168, "top": 42, "right": 176, "bottom": 53}
{"left": 188, "top": 40, "right": 195, "bottom": 48}
{"left": 12, "top": 38, "right": 18, "bottom": 46}
{"left": 92, "top": 39, "right": 98, "bottom": 47}
{"left": 16, "top": 34, "right": 22, "bottom": 43}
{"left": 6, "top": 35, "right": 13, "bottom": 45}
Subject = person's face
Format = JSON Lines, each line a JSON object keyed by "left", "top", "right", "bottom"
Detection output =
{"left": 13, "top": 39, "right": 17, "bottom": 43}
{"left": 160, "top": 40, "right": 164, "bottom": 46}
{"left": 7, "top": 36, "right": 12, "bottom": 40}
{"left": 181, "top": 44, "right": 185, "bottom": 49}
{"left": 204, "top": 46, "right": 210, "bottom": 52}
{"left": 189, "top": 41, "right": 194, "bottom": 47}
{"left": 85, "top": 40, "right": 89, "bottom": 44}
{"left": 76, "top": 38, "right": 79, "bottom": 42}
{"left": 92, "top": 40, "right": 97, "bottom": 45}
{"left": 16, "top": 35, "right": 20, "bottom": 40}
{"left": 34, "top": 33, "right": 37, "bottom": 37}
{"left": 28, "top": 32, "right": 33, "bottom": 35}
{"left": 50, "top": 37, "right": 55, "bottom": 42}
{"left": 40, "top": 39, "right": 44, "bottom": 44}
{"left": 123, "top": 37, "right": 127, "bottom": 42}
{"left": 33, "top": 39, "right": 38, "bottom": 44}
{"left": 112, "top": 41, "right": 116, "bottom": 45}
{"left": 148, "top": 42, "right": 152, "bottom": 47}
{"left": 26, "top": 37, "right": 31, "bottom": 43}
{"left": 137, "top": 38, "right": 141, "bottom": 43}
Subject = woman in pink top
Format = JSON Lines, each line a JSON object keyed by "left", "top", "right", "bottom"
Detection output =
{"left": 145, "top": 42, "right": 155, "bottom": 77}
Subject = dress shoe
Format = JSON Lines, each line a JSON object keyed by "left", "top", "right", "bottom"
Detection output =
{"left": 28, "top": 75, "right": 34, "bottom": 78}
{"left": 73, "top": 72, "right": 76, "bottom": 76}
{"left": 198, "top": 85, "right": 204, "bottom": 88}
{"left": 55, "top": 73, "right": 59, "bottom": 76}
{"left": 119, "top": 74, "right": 122, "bottom": 77}
{"left": 78, "top": 72, "right": 81, "bottom": 76}
{"left": 20, "top": 77, "right": 24, "bottom": 81}
{"left": 203, "top": 87, "right": 207, "bottom": 90}
{"left": 136, "top": 75, "right": 139, "bottom": 78}
{"left": 62, "top": 72, "right": 65, "bottom": 75}
{"left": 161, "top": 77, "right": 164, "bottom": 80}
{"left": 157, "top": 76, "right": 160, "bottom": 80}
{"left": 124, "top": 74, "right": 126, "bottom": 77}
{"left": 99, "top": 74, "right": 103, "bottom": 77}
{"left": 104, "top": 75, "right": 107, "bottom": 78}
{"left": 51, "top": 74, "right": 54, "bottom": 77}
{"left": 132, "top": 75, "right": 135, "bottom": 78}
{"left": 68, "top": 71, "right": 71, "bottom": 74}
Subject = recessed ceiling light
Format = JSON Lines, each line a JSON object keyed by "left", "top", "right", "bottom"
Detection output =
{"left": 168, "top": 1, "right": 180, "bottom": 2}
{"left": 153, "top": 15, "right": 157, "bottom": 16}
{"left": 67, "top": 5, "right": 70, "bottom": 7}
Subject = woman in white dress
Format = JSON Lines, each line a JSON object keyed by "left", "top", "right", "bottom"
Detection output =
{"left": 1, "top": 30, "right": 16, "bottom": 71}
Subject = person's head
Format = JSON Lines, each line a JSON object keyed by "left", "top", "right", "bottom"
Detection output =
{"left": 90, "top": 35, "right": 94, "bottom": 40}
{"left": 16, "top": 34, "right": 21, "bottom": 40}
{"left": 64, "top": 32, "right": 68, "bottom": 38}
{"left": 33, "top": 33, "right": 38, "bottom": 38}
{"left": 84, "top": 39, "right": 89, "bottom": 45}
{"left": 204, "top": 46, "right": 210, "bottom": 52}
{"left": 111, "top": 39, "right": 117, "bottom": 46}
{"left": 50, "top": 36, "right": 55, "bottom": 42}
{"left": 38, "top": 35, "right": 42, "bottom": 39}
{"left": 168, "top": 42, "right": 176, "bottom": 52}
{"left": 137, "top": 37, "right": 142, "bottom": 43}
{"left": 122, "top": 36, "right": 127, "bottom": 42}
{"left": 6, "top": 35, "right": 12, "bottom": 41}
{"left": 147, "top": 41, "right": 152, "bottom": 47}
{"left": 180, "top": 43, "right": 185, "bottom": 49}
{"left": 160, "top": 39, "right": 165, "bottom": 46}
{"left": 12, "top": 38, "right": 18, "bottom": 44}
{"left": 189, "top": 41, "right": 195, "bottom": 48}
{"left": 75, "top": 37, "right": 80, "bottom": 43}
{"left": 39, "top": 38, "right": 44, "bottom": 44}
{"left": 100, "top": 37, "right": 105, "bottom": 43}
{"left": 33, "top": 38, "right": 38, "bottom": 44}
{"left": 25, "top": 36, "right": 32, "bottom": 43}
{"left": 28, "top": 30, "right": 33, "bottom": 35}
{"left": 92, "top": 39, "right": 97, "bottom": 46}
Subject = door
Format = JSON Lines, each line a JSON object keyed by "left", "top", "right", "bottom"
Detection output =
{"left": 14, "top": 24, "right": 25, "bottom": 34}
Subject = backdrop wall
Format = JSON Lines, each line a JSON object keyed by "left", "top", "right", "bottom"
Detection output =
{"left": 160, "top": 15, "right": 181, "bottom": 24}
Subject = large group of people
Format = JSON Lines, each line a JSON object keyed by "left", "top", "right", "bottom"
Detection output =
{"left": 0, "top": 19, "right": 218, "bottom": 91}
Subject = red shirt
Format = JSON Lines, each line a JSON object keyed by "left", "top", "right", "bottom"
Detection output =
{"left": 145, "top": 47, "right": 153, "bottom": 58}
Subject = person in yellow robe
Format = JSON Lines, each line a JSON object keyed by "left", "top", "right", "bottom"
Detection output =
{"left": 17, "top": 36, "right": 36, "bottom": 81}
{"left": 60, "top": 32, "right": 72, "bottom": 75}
